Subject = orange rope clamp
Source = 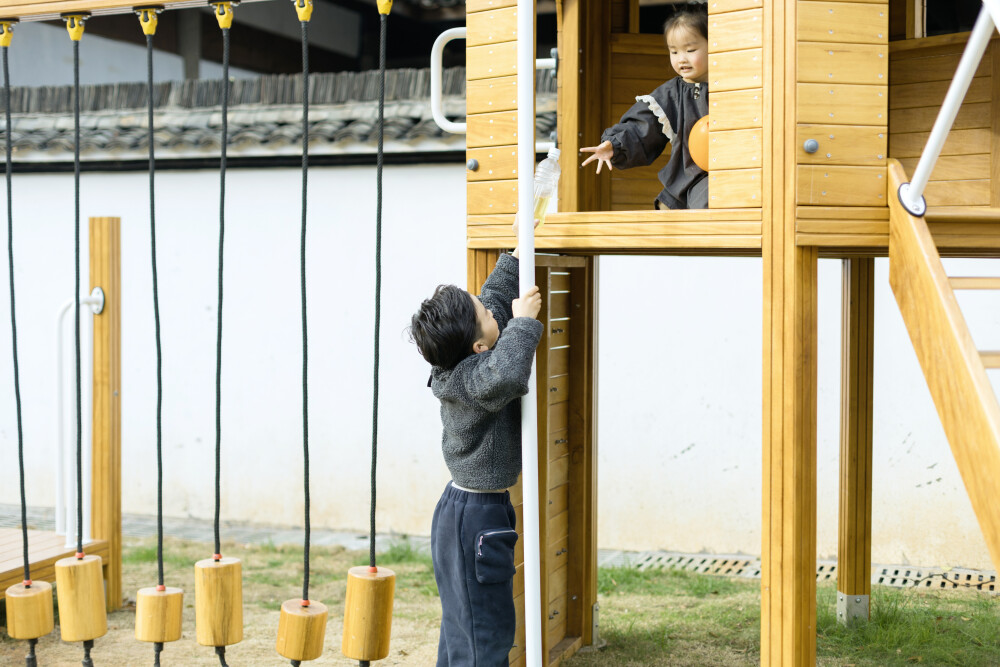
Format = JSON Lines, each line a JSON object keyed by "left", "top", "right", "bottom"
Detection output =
{"left": 75, "top": 551, "right": 85, "bottom": 559}
{"left": 213, "top": 552, "right": 222, "bottom": 561}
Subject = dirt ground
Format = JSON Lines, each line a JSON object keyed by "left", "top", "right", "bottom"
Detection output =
{"left": 1, "top": 538, "right": 440, "bottom": 666}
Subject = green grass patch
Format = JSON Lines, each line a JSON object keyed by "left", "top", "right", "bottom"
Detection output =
{"left": 569, "top": 568, "right": 1000, "bottom": 667}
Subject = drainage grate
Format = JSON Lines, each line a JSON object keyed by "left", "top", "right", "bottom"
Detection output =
{"left": 876, "top": 566, "right": 997, "bottom": 592}
{"left": 597, "top": 549, "right": 997, "bottom": 593}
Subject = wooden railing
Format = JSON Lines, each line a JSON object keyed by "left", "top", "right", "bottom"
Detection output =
{"left": 887, "top": 159, "right": 1000, "bottom": 570}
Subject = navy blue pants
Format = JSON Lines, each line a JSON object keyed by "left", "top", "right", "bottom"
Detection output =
{"left": 432, "top": 483, "right": 518, "bottom": 667}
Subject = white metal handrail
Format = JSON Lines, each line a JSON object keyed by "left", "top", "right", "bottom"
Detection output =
{"left": 55, "top": 288, "right": 104, "bottom": 548}
{"left": 898, "top": 0, "right": 1000, "bottom": 215}
{"left": 430, "top": 27, "right": 558, "bottom": 140}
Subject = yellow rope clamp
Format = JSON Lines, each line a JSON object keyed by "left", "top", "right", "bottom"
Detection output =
{"left": 135, "top": 6, "right": 163, "bottom": 37}
{"left": 293, "top": 0, "right": 313, "bottom": 23}
{"left": 63, "top": 13, "right": 89, "bottom": 42}
{"left": 212, "top": 2, "right": 234, "bottom": 30}
{"left": 0, "top": 20, "right": 16, "bottom": 48}
{"left": 376, "top": 0, "right": 392, "bottom": 15}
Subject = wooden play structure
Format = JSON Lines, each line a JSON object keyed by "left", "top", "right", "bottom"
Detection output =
{"left": 464, "top": 0, "right": 1000, "bottom": 665}
{"left": 0, "top": 0, "right": 998, "bottom": 665}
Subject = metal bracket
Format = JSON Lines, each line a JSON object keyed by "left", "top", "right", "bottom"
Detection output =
{"left": 837, "top": 591, "right": 869, "bottom": 626}
{"left": 898, "top": 182, "right": 927, "bottom": 217}
{"left": 86, "top": 286, "right": 105, "bottom": 315}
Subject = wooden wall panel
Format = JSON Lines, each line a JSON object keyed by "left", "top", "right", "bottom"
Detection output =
{"left": 797, "top": 83, "right": 887, "bottom": 125}
{"left": 709, "top": 89, "right": 763, "bottom": 130}
{"left": 467, "top": 6, "right": 519, "bottom": 47}
{"left": 797, "top": 2, "right": 888, "bottom": 44}
{"left": 888, "top": 40, "right": 996, "bottom": 210}
{"left": 797, "top": 43, "right": 888, "bottom": 84}
{"left": 795, "top": 1, "right": 888, "bottom": 208}
{"left": 709, "top": 48, "right": 763, "bottom": 91}
{"left": 708, "top": 0, "right": 764, "bottom": 209}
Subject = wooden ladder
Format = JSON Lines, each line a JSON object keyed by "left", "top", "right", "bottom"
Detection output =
{"left": 887, "top": 159, "right": 1000, "bottom": 572}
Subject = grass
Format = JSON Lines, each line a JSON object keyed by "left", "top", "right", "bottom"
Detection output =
{"left": 565, "top": 566, "right": 1000, "bottom": 667}
{"left": 2, "top": 540, "right": 998, "bottom": 665}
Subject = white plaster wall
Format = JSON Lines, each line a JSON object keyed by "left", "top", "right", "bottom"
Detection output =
{"left": 6, "top": 22, "right": 258, "bottom": 87}
{"left": 0, "top": 162, "right": 997, "bottom": 570}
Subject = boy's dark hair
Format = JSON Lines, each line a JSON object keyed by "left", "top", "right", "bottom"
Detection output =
{"left": 410, "top": 285, "right": 482, "bottom": 370}
{"left": 663, "top": 2, "right": 708, "bottom": 40}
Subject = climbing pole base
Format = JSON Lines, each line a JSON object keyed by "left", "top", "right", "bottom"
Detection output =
{"left": 194, "top": 557, "right": 243, "bottom": 647}
{"left": 54, "top": 555, "right": 108, "bottom": 642}
{"left": 342, "top": 566, "right": 395, "bottom": 662}
{"left": 276, "top": 599, "right": 328, "bottom": 662}
{"left": 135, "top": 586, "right": 184, "bottom": 643}
{"left": 4, "top": 581, "right": 54, "bottom": 640}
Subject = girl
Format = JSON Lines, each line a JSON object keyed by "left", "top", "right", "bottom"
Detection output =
{"left": 580, "top": 2, "right": 710, "bottom": 209}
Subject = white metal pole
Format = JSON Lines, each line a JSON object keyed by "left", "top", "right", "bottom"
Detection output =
{"left": 516, "top": 0, "right": 542, "bottom": 665}
{"left": 900, "top": 4, "right": 998, "bottom": 214}
{"left": 55, "top": 300, "right": 73, "bottom": 537}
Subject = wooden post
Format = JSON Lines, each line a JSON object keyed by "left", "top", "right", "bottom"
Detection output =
{"left": 89, "top": 216, "right": 121, "bottom": 612}
{"left": 567, "top": 257, "right": 597, "bottom": 647}
{"left": 837, "top": 258, "right": 874, "bottom": 625}
{"left": 557, "top": 0, "right": 609, "bottom": 213}
{"left": 761, "top": 0, "right": 819, "bottom": 664}
{"left": 991, "top": 42, "right": 999, "bottom": 209}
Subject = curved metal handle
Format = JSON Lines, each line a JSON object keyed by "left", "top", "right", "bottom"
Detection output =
{"left": 431, "top": 27, "right": 467, "bottom": 134}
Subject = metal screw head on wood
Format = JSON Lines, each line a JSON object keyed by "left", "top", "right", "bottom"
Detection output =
{"left": 466, "top": 159, "right": 479, "bottom": 172}
{"left": 803, "top": 139, "right": 819, "bottom": 153}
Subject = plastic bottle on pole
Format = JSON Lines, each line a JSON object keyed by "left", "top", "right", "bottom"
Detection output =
{"left": 532, "top": 147, "right": 561, "bottom": 226}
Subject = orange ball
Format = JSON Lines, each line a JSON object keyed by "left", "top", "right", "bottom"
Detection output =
{"left": 688, "top": 115, "right": 710, "bottom": 171}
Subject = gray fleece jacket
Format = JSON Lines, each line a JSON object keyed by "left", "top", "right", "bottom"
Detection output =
{"left": 430, "top": 254, "right": 544, "bottom": 490}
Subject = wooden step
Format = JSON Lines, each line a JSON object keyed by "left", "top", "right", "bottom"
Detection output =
{"left": 981, "top": 351, "right": 1000, "bottom": 368}
{"left": 949, "top": 277, "right": 1000, "bottom": 290}
{"left": 925, "top": 207, "right": 1000, "bottom": 224}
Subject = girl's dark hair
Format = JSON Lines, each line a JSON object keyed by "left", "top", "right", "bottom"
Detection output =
{"left": 663, "top": 2, "right": 708, "bottom": 40}
{"left": 409, "top": 285, "right": 482, "bottom": 370}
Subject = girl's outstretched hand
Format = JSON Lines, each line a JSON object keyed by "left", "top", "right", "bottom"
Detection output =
{"left": 579, "top": 140, "right": 614, "bottom": 174}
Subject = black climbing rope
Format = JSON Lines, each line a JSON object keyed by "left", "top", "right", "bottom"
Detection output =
{"left": 213, "top": 17, "right": 230, "bottom": 564}
{"left": 298, "top": 8, "right": 312, "bottom": 607}
{"left": 2, "top": 20, "right": 30, "bottom": 590}
{"left": 368, "top": 8, "right": 388, "bottom": 574}
{"left": 72, "top": 24, "right": 84, "bottom": 561}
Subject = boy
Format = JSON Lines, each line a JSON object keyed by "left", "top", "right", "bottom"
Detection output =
{"left": 410, "top": 238, "right": 543, "bottom": 666}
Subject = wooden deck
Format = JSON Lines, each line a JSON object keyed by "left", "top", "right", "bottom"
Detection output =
{"left": 0, "top": 528, "right": 109, "bottom": 598}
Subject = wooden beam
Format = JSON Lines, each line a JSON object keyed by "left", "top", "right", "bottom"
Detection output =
{"left": 836, "top": 258, "right": 874, "bottom": 625}
{"left": 761, "top": 0, "right": 819, "bottom": 664}
{"left": 887, "top": 160, "right": 1000, "bottom": 572}
{"left": 89, "top": 216, "right": 121, "bottom": 613}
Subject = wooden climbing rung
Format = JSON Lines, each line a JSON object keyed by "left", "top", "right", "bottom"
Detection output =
{"left": 980, "top": 351, "right": 1000, "bottom": 368}
{"left": 949, "top": 277, "right": 1000, "bottom": 290}
{"left": 925, "top": 207, "right": 1000, "bottom": 225}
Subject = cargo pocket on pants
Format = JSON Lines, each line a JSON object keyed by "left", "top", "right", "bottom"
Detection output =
{"left": 474, "top": 528, "right": 517, "bottom": 584}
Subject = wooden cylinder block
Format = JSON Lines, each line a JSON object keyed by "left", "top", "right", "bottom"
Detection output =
{"left": 135, "top": 587, "right": 184, "bottom": 643}
{"left": 4, "top": 581, "right": 54, "bottom": 640}
{"left": 276, "top": 599, "right": 328, "bottom": 662}
{"left": 54, "top": 555, "right": 108, "bottom": 642}
{"left": 194, "top": 557, "right": 243, "bottom": 647}
{"left": 341, "top": 566, "right": 395, "bottom": 661}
